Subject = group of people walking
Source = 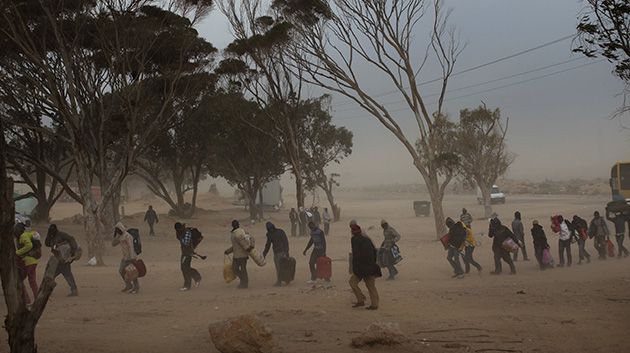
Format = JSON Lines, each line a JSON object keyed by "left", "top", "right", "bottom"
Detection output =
{"left": 289, "top": 207, "right": 332, "bottom": 237}
{"left": 442, "top": 208, "right": 630, "bottom": 278}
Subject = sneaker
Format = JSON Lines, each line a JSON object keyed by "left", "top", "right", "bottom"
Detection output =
{"left": 194, "top": 280, "right": 201, "bottom": 288}
{"left": 67, "top": 291, "right": 78, "bottom": 297}
{"left": 129, "top": 290, "right": 139, "bottom": 294}
{"left": 456, "top": 274, "right": 465, "bottom": 279}
{"left": 273, "top": 282, "right": 282, "bottom": 287}
{"left": 121, "top": 286, "right": 132, "bottom": 293}
{"left": 179, "top": 287, "right": 190, "bottom": 292}
{"left": 306, "top": 280, "right": 316, "bottom": 284}
{"left": 352, "top": 302, "right": 365, "bottom": 308}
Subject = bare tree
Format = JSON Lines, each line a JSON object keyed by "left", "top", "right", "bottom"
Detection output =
{"left": 276, "top": 0, "right": 464, "bottom": 237}
{"left": 457, "top": 104, "right": 515, "bottom": 218}
{"left": 218, "top": 0, "right": 311, "bottom": 209}
{"left": 0, "top": 0, "right": 215, "bottom": 264}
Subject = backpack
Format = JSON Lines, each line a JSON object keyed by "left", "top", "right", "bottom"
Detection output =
{"left": 190, "top": 228, "right": 203, "bottom": 249}
{"left": 127, "top": 228, "right": 142, "bottom": 255}
{"left": 29, "top": 232, "right": 42, "bottom": 259}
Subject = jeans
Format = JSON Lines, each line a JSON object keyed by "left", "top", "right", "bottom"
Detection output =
{"left": 446, "top": 246, "right": 463, "bottom": 276}
{"left": 119, "top": 259, "right": 139, "bottom": 290}
{"left": 615, "top": 234, "right": 630, "bottom": 257}
{"left": 349, "top": 275, "right": 379, "bottom": 308}
{"left": 290, "top": 222, "right": 297, "bottom": 237}
{"left": 577, "top": 238, "right": 591, "bottom": 262}
{"left": 55, "top": 261, "right": 77, "bottom": 292}
{"left": 513, "top": 235, "right": 529, "bottom": 261}
{"left": 493, "top": 249, "right": 516, "bottom": 274}
{"left": 148, "top": 222, "right": 155, "bottom": 237}
{"left": 232, "top": 257, "right": 249, "bottom": 288}
{"left": 558, "top": 239, "right": 572, "bottom": 266}
{"left": 309, "top": 248, "right": 326, "bottom": 281}
{"left": 181, "top": 255, "right": 201, "bottom": 289}
{"left": 463, "top": 246, "right": 482, "bottom": 273}
{"left": 324, "top": 222, "right": 330, "bottom": 236}
{"left": 594, "top": 235, "right": 607, "bottom": 259}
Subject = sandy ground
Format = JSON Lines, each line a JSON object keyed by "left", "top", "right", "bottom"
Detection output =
{"left": 2, "top": 191, "right": 629, "bottom": 353}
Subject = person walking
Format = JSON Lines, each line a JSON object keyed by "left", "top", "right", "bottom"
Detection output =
{"left": 303, "top": 221, "right": 326, "bottom": 284}
{"left": 572, "top": 215, "right": 591, "bottom": 264}
{"left": 225, "top": 220, "right": 252, "bottom": 289}
{"left": 263, "top": 222, "right": 290, "bottom": 287}
{"left": 144, "top": 205, "right": 159, "bottom": 237}
{"left": 380, "top": 220, "right": 401, "bottom": 280}
{"left": 298, "top": 207, "right": 308, "bottom": 237}
{"left": 322, "top": 208, "right": 332, "bottom": 236}
{"left": 349, "top": 222, "right": 381, "bottom": 310}
{"left": 460, "top": 208, "right": 473, "bottom": 229}
{"left": 531, "top": 220, "right": 550, "bottom": 270}
{"left": 511, "top": 211, "right": 529, "bottom": 261}
{"left": 112, "top": 222, "right": 139, "bottom": 294}
{"left": 45, "top": 224, "right": 79, "bottom": 296}
{"left": 14, "top": 223, "right": 40, "bottom": 304}
{"left": 289, "top": 208, "right": 298, "bottom": 237}
{"left": 555, "top": 215, "right": 573, "bottom": 267}
{"left": 312, "top": 207, "right": 321, "bottom": 227}
{"left": 589, "top": 211, "right": 610, "bottom": 260}
{"left": 462, "top": 224, "right": 482, "bottom": 274}
{"left": 488, "top": 217, "right": 517, "bottom": 275}
{"left": 445, "top": 218, "right": 466, "bottom": 279}
{"left": 606, "top": 210, "right": 630, "bottom": 258}
{"left": 174, "top": 222, "right": 202, "bottom": 291}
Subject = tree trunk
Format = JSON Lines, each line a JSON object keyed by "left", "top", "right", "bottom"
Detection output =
{"left": 75, "top": 163, "right": 105, "bottom": 266}
{"left": 190, "top": 164, "right": 201, "bottom": 217}
{"left": 321, "top": 185, "right": 340, "bottom": 222}
{"left": 479, "top": 184, "right": 493, "bottom": 219}
{"left": 258, "top": 187, "right": 264, "bottom": 221}
{"left": 294, "top": 172, "right": 305, "bottom": 209}
{"left": 425, "top": 172, "right": 447, "bottom": 239}
{"left": 31, "top": 170, "right": 50, "bottom": 223}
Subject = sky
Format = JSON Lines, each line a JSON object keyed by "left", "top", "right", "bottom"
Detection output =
{"left": 198, "top": 0, "right": 628, "bottom": 188}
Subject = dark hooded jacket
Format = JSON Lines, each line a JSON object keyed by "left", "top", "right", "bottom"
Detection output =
{"left": 489, "top": 218, "right": 517, "bottom": 251}
{"left": 351, "top": 228, "right": 382, "bottom": 280}
{"left": 263, "top": 222, "right": 289, "bottom": 257}
{"left": 45, "top": 225, "right": 78, "bottom": 254}
{"left": 447, "top": 221, "right": 467, "bottom": 249}
{"left": 531, "top": 224, "right": 549, "bottom": 249}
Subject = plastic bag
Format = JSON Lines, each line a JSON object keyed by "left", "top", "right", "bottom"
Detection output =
{"left": 223, "top": 254, "right": 236, "bottom": 283}
{"left": 87, "top": 256, "right": 97, "bottom": 266}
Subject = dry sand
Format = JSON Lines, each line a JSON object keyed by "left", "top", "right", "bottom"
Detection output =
{"left": 2, "top": 191, "right": 629, "bottom": 353}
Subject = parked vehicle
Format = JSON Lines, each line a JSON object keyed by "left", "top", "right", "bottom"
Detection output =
{"left": 477, "top": 185, "right": 506, "bottom": 204}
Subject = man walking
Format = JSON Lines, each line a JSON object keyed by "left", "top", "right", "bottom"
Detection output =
{"left": 349, "top": 222, "right": 381, "bottom": 310}
{"left": 555, "top": 215, "right": 572, "bottom": 267}
{"left": 112, "top": 222, "right": 139, "bottom": 294}
{"left": 511, "top": 211, "right": 529, "bottom": 261}
{"left": 445, "top": 218, "right": 466, "bottom": 279}
{"left": 380, "top": 220, "right": 401, "bottom": 280}
{"left": 531, "top": 220, "right": 550, "bottom": 270}
{"left": 303, "top": 222, "right": 326, "bottom": 284}
{"left": 488, "top": 217, "right": 517, "bottom": 275}
{"left": 289, "top": 208, "right": 298, "bottom": 237}
{"left": 225, "top": 220, "right": 252, "bottom": 289}
{"left": 322, "top": 208, "right": 332, "bottom": 236}
{"left": 589, "top": 211, "right": 610, "bottom": 260}
{"left": 572, "top": 215, "right": 591, "bottom": 264}
{"left": 144, "top": 205, "right": 159, "bottom": 237}
{"left": 460, "top": 208, "right": 473, "bottom": 229}
{"left": 606, "top": 210, "right": 629, "bottom": 258}
{"left": 298, "top": 207, "right": 308, "bottom": 237}
{"left": 14, "top": 222, "right": 40, "bottom": 304}
{"left": 175, "top": 222, "right": 201, "bottom": 291}
{"left": 263, "top": 222, "right": 290, "bottom": 286}
{"left": 45, "top": 224, "right": 79, "bottom": 296}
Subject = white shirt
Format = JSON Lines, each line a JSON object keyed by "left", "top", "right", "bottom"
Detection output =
{"left": 559, "top": 222, "right": 571, "bottom": 241}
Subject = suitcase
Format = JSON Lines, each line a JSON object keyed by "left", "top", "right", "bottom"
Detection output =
{"left": 316, "top": 256, "right": 332, "bottom": 280}
{"left": 133, "top": 259, "right": 147, "bottom": 278}
{"left": 607, "top": 239, "right": 616, "bottom": 258}
{"left": 440, "top": 233, "right": 450, "bottom": 250}
{"left": 278, "top": 256, "right": 296, "bottom": 283}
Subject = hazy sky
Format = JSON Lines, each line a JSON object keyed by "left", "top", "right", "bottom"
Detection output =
{"left": 199, "top": 0, "right": 628, "bottom": 187}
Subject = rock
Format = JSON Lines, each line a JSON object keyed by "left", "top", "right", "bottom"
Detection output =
{"left": 351, "top": 322, "right": 407, "bottom": 348}
{"left": 209, "top": 315, "right": 279, "bottom": 353}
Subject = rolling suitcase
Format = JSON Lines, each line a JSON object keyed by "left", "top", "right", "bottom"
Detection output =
{"left": 316, "top": 256, "right": 332, "bottom": 280}
{"left": 279, "top": 256, "right": 296, "bottom": 283}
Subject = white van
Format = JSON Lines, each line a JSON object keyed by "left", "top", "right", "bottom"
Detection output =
{"left": 477, "top": 185, "right": 506, "bottom": 204}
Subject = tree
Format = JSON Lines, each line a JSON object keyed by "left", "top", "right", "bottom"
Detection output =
{"left": 457, "top": 104, "right": 515, "bottom": 218}
{"left": 136, "top": 73, "right": 217, "bottom": 218}
{"left": 300, "top": 96, "right": 353, "bottom": 222}
{"left": 218, "top": 0, "right": 311, "bottom": 209}
{"left": 0, "top": 118, "right": 58, "bottom": 353}
{"left": 0, "top": 0, "right": 216, "bottom": 264}
{"left": 575, "top": 0, "right": 630, "bottom": 117}
{"left": 211, "top": 92, "right": 286, "bottom": 221}
{"left": 276, "top": 0, "right": 463, "bottom": 237}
